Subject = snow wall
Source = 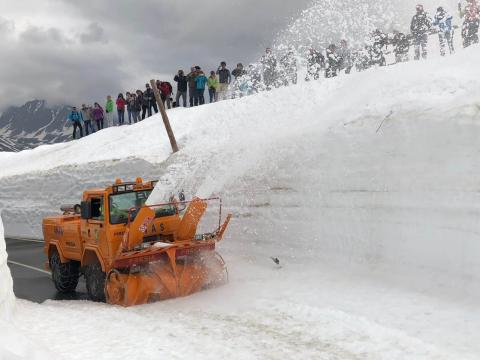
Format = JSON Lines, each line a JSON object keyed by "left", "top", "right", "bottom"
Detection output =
{"left": 0, "top": 214, "right": 14, "bottom": 318}
{"left": 1, "top": 45, "right": 480, "bottom": 297}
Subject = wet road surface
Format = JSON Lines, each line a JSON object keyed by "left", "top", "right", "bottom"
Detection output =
{"left": 5, "top": 237, "right": 89, "bottom": 303}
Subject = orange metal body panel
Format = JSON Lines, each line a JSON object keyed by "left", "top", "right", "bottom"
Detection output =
{"left": 42, "top": 179, "right": 231, "bottom": 306}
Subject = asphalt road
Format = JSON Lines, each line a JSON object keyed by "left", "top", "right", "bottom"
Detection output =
{"left": 5, "top": 237, "right": 88, "bottom": 303}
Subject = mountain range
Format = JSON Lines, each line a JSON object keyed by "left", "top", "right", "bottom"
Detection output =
{"left": 0, "top": 100, "right": 71, "bottom": 152}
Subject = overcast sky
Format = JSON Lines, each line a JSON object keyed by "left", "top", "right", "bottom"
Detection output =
{"left": 0, "top": 0, "right": 312, "bottom": 111}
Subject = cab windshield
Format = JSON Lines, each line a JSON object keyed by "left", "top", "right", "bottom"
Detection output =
{"left": 109, "top": 190, "right": 176, "bottom": 225}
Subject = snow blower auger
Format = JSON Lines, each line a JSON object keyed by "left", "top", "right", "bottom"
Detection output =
{"left": 42, "top": 178, "right": 231, "bottom": 306}
{"left": 105, "top": 197, "right": 231, "bottom": 306}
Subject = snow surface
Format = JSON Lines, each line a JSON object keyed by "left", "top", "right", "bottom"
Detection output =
{"left": 2, "top": 44, "right": 480, "bottom": 359}
{"left": 0, "top": 214, "right": 14, "bottom": 318}
{"left": 0, "top": 215, "right": 51, "bottom": 360}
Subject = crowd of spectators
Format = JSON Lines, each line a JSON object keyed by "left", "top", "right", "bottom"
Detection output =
{"left": 66, "top": 2, "right": 479, "bottom": 140}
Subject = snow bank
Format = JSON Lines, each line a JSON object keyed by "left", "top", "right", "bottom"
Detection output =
{"left": 0, "top": 214, "right": 14, "bottom": 318}
{"left": 1, "top": 42, "right": 480, "bottom": 359}
{"left": 0, "top": 215, "right": 52, "bottom": 359}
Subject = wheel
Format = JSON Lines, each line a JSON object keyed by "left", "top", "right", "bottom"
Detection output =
{"left": 50, "top": 251, "right": 80, "bottom": 293}
{"left": 85, "top": 261, "right": 106, "bottom": 302}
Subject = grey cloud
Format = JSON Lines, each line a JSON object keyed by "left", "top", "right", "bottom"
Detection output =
{"left": 0, "top": 17, "right": 15, "bottom": 36}
{"left": 20, "top": 26, "right": 69, "bottom": 44}
{"left": 80, "top": 22, "right": 107, "bottom": 44}
{"left": 1, "top": 0, "right": 311, "bottom": 111}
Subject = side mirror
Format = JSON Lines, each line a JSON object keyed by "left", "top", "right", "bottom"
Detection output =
{"left": 81, "top": 201, "right": 92, "bottom": 220}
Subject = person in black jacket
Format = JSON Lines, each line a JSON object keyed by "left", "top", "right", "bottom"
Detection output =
{"left": 140, "top": 87, "right": 150, "bottom": 120}
{"left": 216, "top": 62, "right": 231, "bottom": 100}
{"left": 391, "top": 30, "right": 410, "bottom": 63}
{"left": 135, "top": 90, "right": 143, "bottom": 122}
{"left": 410, "top": 4, "right": 432, "bottom": 60}
{"left": 143, "top": 83, "right": 158, "bottom": 118}
{"left": 174, "top": 70, "right": 188, "bottom": 107}
{"left": 325, "top": 44, "right": 340, "bottom": 78}
{"left": 305, "top": 48, "right": 324, "bottom": 81}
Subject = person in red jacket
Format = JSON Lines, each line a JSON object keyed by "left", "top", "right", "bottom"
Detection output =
{"left": 116, "top": 93, "right": 126, "bottom": 125}
{"left": 156, "top": 80, "right": 173, "bottom": 109}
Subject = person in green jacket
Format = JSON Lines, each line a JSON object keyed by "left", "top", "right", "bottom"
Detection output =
{"left": 207, "top": 71, "right": 219, "bottom": 103}
{"left": 105, "top": 95, "right": 114, "bottom": 127}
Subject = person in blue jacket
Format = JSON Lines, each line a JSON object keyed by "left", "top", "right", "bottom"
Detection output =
{"left": 433, "top": 6, "right": 455, "bottom": 56}
{"left": 67, "top": 106, "right": 84, "bottom": 139}
{"left": 194, "top": 68, "right": 208, "bottom": 106}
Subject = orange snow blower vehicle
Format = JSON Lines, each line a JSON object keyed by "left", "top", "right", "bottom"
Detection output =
{"left": 42, "top": 178, "right": 231, "bottom": 306}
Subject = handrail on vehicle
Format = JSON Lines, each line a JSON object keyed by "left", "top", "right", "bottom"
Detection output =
{"left": 127, "top": 197, "right": 224, "bottom": 232}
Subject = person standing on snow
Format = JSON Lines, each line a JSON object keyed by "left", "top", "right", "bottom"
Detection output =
{"left": 305, "top": 48, "right": 325, "bottom": 81}
{"left": 247, "top": 64, "right": 262, "bottom": 93}
{"left": 81, "top": 104, "right": 95, "bottom": 135}
{"left": 337, "top": 40, "right": 353, "bottom": 74}
{"left": 368, "top": 29, "right": 388, "bottom": 67}
{"left": 459, "top": 0, "right": 480, "bottom": 47}
{"left": 116, "top": 93, "right": 126, "bottom": 126}
{"left": 157, "top": 80, "right": 173, "bottom": 109}
{"left": 433, "top": 7, "right": 455, "bottom": 55}
{"left": 67, "top": 106, "right": 83, "bottom": 139}
{"left": 391, "top": 30, "right": 410, "bottom": 63}
{"left": 207, "top": 71, "right": 219, "bottom": 103}
{"left": 187, "top": 66, "right": 199, "bottom": 107}
{"left": 129, "top": 93, "right": 140, "bottom": 123}
{"left": 216, "top": 62, "right": 232, "bottom": 100}
{"left": 144, "top": 83, "right": 158, "bottom": 117}
{"left": 125, "top": 92, "right": 133, "bottom": 124}
{"left": 92, "top": 102, "right": 104, "bottom": 130}
{"left": 174, "top": 70, "right": 188, "bottom": 108}
{"left": 194, "top": 69, "right": 208, "bottom": 106}
{"left": 261, "top": 48, "right": 278, "bottom": 90}
{"left": 232, "top": 63, "right": 247, "bottom": 80}
{"left": 126, "top": 92, "right": 134, "bottom": 124}
{"left": 410, "top": 4, "right": 432, "bottom": 60}
{"left": 280, "top": 49, "right": 298, "bottom": 85}
{"left": 105, "top": 95, "right": 114, "bottom": 127}
{"left": 325, "top": 44, "right": 340, "bottom": 78}
{"left": 135, "top": 90, "right": 145, "bottom": 121}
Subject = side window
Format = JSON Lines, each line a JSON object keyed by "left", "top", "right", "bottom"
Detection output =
{"left": 90, "top": 198, "right": 104, "bottom": 221}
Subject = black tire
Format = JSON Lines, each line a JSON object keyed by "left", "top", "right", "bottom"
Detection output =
{"left": 85, "top": 261, "right": 106, "bottom": 302}
{"left": 50, "top": 251, "right": 80, "bottom": 293}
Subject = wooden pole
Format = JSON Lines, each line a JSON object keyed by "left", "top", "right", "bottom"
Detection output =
{"left": 150, "top": 79, "right": 179, "bottom": 153}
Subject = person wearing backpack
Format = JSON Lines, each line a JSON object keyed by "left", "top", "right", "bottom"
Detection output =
{"left": 410, "top": 4, "right": 432, "bottom": 60}
{"left": 81, "top": 104, "right": 95, "bottom": 135}
{"left": 433, "top": 7, "right": 455, "bottom": 55}
{"left": 459, "top": 0, "right": 480, "bottom": 47}
{"left": 67, "top": 106, "right": 84, "bottom": 139}
{"left": 105, "top": 95, "right": 114, "bottom": 127}
{"left": 195, "top": 69, "right": 208, "bottom": 106}
{"left": 158, "top": 80, "right": 173, "bottom": 109}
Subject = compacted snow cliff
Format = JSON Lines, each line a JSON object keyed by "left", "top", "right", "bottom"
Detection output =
{"left": 0, "top": 215, "right": 14, "bottom": 318}
{"left": 1, "top": 46, "right": 480, "bottom": 359}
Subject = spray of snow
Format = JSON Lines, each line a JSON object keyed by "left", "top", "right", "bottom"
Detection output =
{"left": 273, "top": 0, "right": 460, "bottom": 54}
